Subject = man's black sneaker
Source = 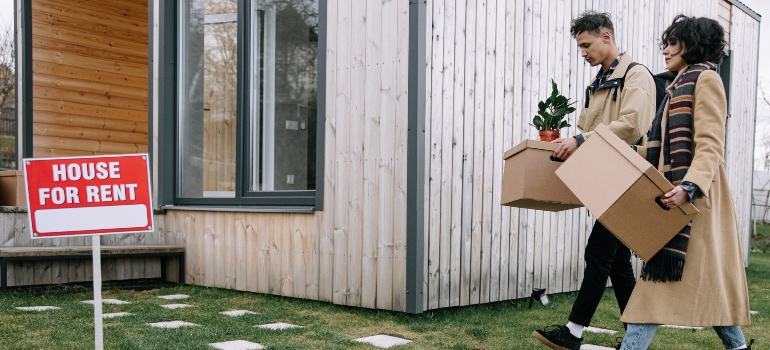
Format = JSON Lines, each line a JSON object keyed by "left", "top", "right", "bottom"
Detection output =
{"left": 532, "top": 324, "right": 582, "bottom": 350}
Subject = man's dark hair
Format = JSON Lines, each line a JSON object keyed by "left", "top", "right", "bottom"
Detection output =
{"left": 660, "top": 15, "right": 726, "bottom": 64}
{"left": 570, "top": 11, "right": 614, "bottom": 39}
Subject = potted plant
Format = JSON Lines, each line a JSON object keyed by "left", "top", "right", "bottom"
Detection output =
{"left": 530, "top": 79, "right": 577, "bottom": 142}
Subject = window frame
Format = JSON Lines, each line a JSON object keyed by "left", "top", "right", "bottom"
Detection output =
{"left": 156, "top": 0, "right": 326, "bottom": 212}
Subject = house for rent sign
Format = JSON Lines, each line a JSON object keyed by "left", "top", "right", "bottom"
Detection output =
{"left": 24, "top": 154, "right": 154, "bottom": 238}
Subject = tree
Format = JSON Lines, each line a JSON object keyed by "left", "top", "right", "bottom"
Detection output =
{"left": 758, "top": 83, "right": 770, "bottom": 170}
{"left": 0, "top": 19, "right": 14, "bottom": 111}
{"left": 0, "top": 18, "right": 16, "bottom": 170}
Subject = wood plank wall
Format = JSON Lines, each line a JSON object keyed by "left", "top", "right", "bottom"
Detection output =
{"left": 0, "top": 211, "right": 179, "bottom": 287}
{"left": 725, "top": 8, "right": 759, "bottom": 267}
{"left": 423, "top": 0, "right": 757, "bottom": 310}
{"left": 31, "top": 0, "right": 149, "bottom": 157}
{"left": 718, "top": 0, "right": 732, "bottom": 48}
{"left": 159, "top": 0, "right": 756, "bottom": 313}
{"left": 164, "top": 0, "right": 410, "bottom": 312}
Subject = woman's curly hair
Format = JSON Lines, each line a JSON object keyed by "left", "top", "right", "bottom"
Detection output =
{"left": 660, "top": 14, "right": 726, "bottom": 64}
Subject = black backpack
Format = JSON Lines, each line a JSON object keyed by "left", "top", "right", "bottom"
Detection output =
{"left": 584, "top": 62, "right": 672, "bottom": 114}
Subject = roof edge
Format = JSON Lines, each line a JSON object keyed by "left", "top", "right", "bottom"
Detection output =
{"left": 727, "top": 0, "right": 762, "bottom": 22}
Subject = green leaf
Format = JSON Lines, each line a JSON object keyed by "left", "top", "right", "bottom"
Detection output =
{"left": 550, "top": 79, "right": 559, "bottom": 98}
{"left": 533, "top": 79, "right": 577, "bottom": 132}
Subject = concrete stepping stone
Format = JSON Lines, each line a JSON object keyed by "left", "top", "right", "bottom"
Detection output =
{"left": 220, "top": 310, "right": 259, "bottom": 317}
{"left": 255, "top": 322, "right": 303, "bottom": 330}
{"left": 82, "top": 299, "right": 131, "bottom": 305}
{"left": 147, "top": 321, "right": 199, "bottom": 328}
{"left": 209, "top": 340, "right": 265, "bottom": 350}
{"left": 353, "top": 335, "right": 411, "bottom": 348}
{"left": 585, "top": 326, "right": 617, "bottom": 334}
{"left": 662, "top": 325, "right": 703, "bottom": 330}
{"left": 581, "top": 345, "right": 616, "bottom": 350}
{"left": 161, "top": 303, "right": 193, "bottom": 309}
{"left": 157, "top": 294, "right": 190, "bottom": 300}
{"left": 15, "top": 306, "right": 60, "bottom": 311}
{"left": 750, "top": 310, "right": 759, "bottom": 315}
{"left": 103, "top": 312, "right": 133, "bottom": 319}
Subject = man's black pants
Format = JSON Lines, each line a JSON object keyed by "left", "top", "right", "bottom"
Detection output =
{"left": 568, "top": 221, "right": 636, "bottom": 327}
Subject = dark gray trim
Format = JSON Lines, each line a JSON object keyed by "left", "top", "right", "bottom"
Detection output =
{"left": 161, "top": 205, "right": 314, "bottom": 214}
{"left": 726, "top": 0, "right": 761, "bottom": 22}
{"left": 155, "top": 0, "right": 177, "bottom": 207}
{"left": 20, "top": 0, "right": 31, "bottom": 160}
{"left": 174, "top": 192, "right": 316, "bottom": 206}
{"left": 719, "top": 49, "right": 732, "bottom": 111}
{"left": 406, "top": 0, "right": 426, "bottom": 315}
{"left": 12, "top": 0, "right": 18, "bottom": 168}
{"left": 236, "top": 0, "right": 247, "bottom": 198}
{"left": 148, "top": 1, "right": 154, "bottom": 200}
{"left": 315, "top": 0, "right": 327, "bottom": 211}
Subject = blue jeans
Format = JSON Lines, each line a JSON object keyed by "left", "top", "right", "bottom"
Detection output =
{"left": 620, "top": 323, "right": 747, "bottom": 349}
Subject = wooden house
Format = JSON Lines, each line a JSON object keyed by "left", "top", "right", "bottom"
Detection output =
{"left": 5, "top": 0, "right": 760, "bottom": 313}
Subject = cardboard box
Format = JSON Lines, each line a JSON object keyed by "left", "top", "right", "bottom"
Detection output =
{"left": 555, "top": 124, "right": 699, "bottom": 261}
{"left": 0, "top": 170, "right": 25, "bottom": 207}
{"left": 500, "top": 139, "right": 582, "bottom": 212}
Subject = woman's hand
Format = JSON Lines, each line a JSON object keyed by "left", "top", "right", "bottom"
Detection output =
{"left": 660, "top": 185, "right": 689, "bottom": 208}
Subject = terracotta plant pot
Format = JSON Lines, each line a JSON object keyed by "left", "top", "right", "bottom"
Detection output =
{"left": 538, "top": 130, "right": 560, "bottom": 142}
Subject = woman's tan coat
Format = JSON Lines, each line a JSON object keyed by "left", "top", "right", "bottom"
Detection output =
{"left": 621, "top": 69, "right": 750, "bottom": 326}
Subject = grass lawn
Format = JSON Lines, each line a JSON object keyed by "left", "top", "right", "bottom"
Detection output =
{"left": 753, "top": 223, "right": 770, "bottom": 253}
{"left": 0, "top": 253, "right": 767, "bottom": 349}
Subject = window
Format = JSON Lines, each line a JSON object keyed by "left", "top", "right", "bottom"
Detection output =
{"left": 176, "top": 0, "right": 321, "bottom": 208}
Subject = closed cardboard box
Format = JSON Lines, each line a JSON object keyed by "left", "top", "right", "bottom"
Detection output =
{"left": 555, "top": 124, "right": 699, "bottom": 261}
{"left": 0, "top": 170, "right": 26, "bottom": 207}
{"left": 501, "top": 139, "right": 582, "bottom": 212}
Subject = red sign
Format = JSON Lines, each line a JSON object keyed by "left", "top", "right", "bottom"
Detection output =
{"left": 24, "top": 154, "right": 154, "bottom": 238}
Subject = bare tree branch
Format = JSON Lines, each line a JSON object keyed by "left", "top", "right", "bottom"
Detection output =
{"left": 0, "top": 20, "right": 15, "bottom": 110}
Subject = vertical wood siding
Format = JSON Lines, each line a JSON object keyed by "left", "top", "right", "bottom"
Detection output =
{"left": 164, "top": 0, "right": 410, "bottom": 312}
{"left": 725, "top": 9, "right": 759, "bottom": 267}
{"left": 157, "top": 0, "right": 756, "bottom": 313}
{"left": 31, "top": 0, "right": 149, "bottom": 157}
{"left": 423, "top": 0, "right": 758, "bottom": 310}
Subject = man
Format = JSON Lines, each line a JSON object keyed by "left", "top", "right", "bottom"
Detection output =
{"left": 533, "top": 11, "right": 656, "bottom": 350}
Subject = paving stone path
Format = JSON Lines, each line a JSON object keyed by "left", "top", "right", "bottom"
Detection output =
{"left": 19, "top": 294, "right": 742, "bottom": 349}
{"left": 14, "top": 293, "right": 413, "bottom": 349}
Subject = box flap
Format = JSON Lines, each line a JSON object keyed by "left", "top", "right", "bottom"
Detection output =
{"left": 642, "top": 167, "right": 700, "bottom": 216}
{"left": 556, "top": 127, "right": 644, "bottom": 217}
{"left": 503, "top": 139, "right": 558, "bottom": 160}
{"left": 593, "top": 124, "right": 651, "bottom": 172}
{"left": 642, "top": 167, "right": 673, "bottom": 192}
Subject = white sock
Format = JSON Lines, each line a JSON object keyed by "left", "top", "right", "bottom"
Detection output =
{"left": 566, "top": 321, "right": 584, "bottom": 338}
{"left": 727, "top": 345, "right": 747, "bottom": 350}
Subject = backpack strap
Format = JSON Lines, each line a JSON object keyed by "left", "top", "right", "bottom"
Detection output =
{"left": 584, "top": 62, "right": 647, "bottom": 106}
{"left": 618, "top": 62, "right": 641, "bottom": 94}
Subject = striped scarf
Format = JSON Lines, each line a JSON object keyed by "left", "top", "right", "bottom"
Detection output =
{"left": 641, "top": 62, "right": 717, "bottom": 282}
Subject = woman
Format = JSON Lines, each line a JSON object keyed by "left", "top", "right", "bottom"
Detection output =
{"left": 618, "top": 15, "right": 752, "bottom": 350}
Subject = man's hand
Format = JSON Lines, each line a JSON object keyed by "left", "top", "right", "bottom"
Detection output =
{"left": 552, "top": 137, "right": 579, "bottom": 160}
